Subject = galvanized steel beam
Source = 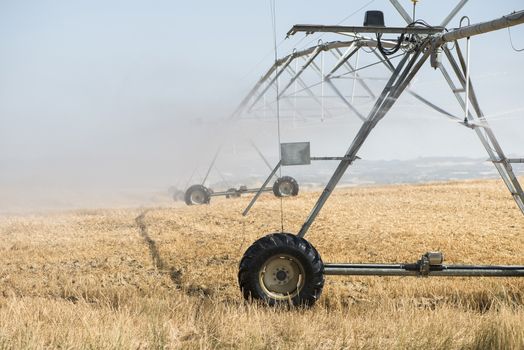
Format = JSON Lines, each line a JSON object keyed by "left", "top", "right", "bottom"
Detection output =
{"left": 287, "top": 24, "right": 443, "bottom": 37}
{"left": 438, "top": 10, "right": 524, "bottom": 44}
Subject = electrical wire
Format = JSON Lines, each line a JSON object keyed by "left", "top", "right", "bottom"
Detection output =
{"left": 376, "top": 20, "right": 435, "bottom": 57}
{"left": 376, "top": 32, "right": 405, "bottom": 56}
{"left": 508, "top": 27, "right": 524, "bottom": 52}
{"left": 270, "top": 0, "right": 285, "bottom": 232}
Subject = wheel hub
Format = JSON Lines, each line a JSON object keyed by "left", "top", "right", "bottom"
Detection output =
{"left": 276, "top": 270, "right": 287, "bottom": 282}
{"left": 279, "top": 182, "right": 293, "bottom": 196}
{"left": 259, "top": 255, "right": 305, "bottom": 298}
{"left": 191, "top": 191, "right": 205, "bottom": 204}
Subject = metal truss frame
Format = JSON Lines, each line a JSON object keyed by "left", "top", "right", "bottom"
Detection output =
{"left": 244, "top": 3, "right": 524, "bottom": 278}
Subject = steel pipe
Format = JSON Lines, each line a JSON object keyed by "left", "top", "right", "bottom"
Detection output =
{"left": 209, "top": 187, "right": 272, "bottom": 197}
{"left": 287, "top": 25, "right": 443, "bottom": 37}
{"left": 439, "top": 10, "right": 524, "bottom": 44}
{"left": 324, "top": 263, "right": 524, "bottom": 277}
{"left": 242, "top": 160, "right": 282, "bottom": 216}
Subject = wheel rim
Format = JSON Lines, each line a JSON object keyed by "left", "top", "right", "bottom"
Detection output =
{"left": 259, "top": 254, "right": 305, "bottom": 300}
{"left": 278, "top": 181, "right": 293, "bottom": 196}
{"left": 190, "top": 190, "right": 205, "bottom": 204}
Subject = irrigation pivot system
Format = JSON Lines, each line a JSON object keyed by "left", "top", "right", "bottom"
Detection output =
{"left": 238, "top": 1, "right": 524, "bottom": 307}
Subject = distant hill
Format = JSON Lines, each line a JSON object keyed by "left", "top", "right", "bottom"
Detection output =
{"left": 207, "top": 157, "right": 524, "bottom": 189}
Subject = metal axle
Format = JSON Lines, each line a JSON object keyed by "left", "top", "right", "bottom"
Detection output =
{"left": 209, "top": 187, "right": 272, "bottom": 197}
{"left": 324, "top": 264, "right": 524, "bottom": 277}
{"left": 324, "top": 252, "right": 524, "bottom": 277}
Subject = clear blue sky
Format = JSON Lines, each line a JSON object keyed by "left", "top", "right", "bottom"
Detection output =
{"left": 0, "top": 0, "right": 523, "bottom": 189}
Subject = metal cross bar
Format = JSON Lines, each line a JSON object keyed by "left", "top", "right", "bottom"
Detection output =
{"left": 332, "top": 47, "right": 376, "bottom": 99}
{"left": 242, "top": 160, "right": 282, "bottom": 216}
{"left": 247, "top": 55, "right": 295, "bottom": 113}
{"left": 236, "top": 41, "right": 355, "bottom": 119}
{"left": 287, "top": 25, "right": 443, "bottom": 37}
{"left": 275, "top": 41, "right": 358, "bottom": 67}
{"left": 278, "top": 46, "right": 323, "bottom": 99}
{"left": 325, "top": 43, "right": 359, "bottom": 78}
{"left": 233, "top": 39, "right": 400, "bottom": 120}
{"left": 210, "top": 187, "right": 273, "bottom": 197}
{"left": 310, "top": 156, "right": 356, "bottom": 161}
{"left": 390, "top": 0, "right": 468, "bottom": 29}
{"left": 308, "top": 59, "right": 367, "bottom": 121}
{"left": 374, "top": 49, "right": 395, "bottom": 71}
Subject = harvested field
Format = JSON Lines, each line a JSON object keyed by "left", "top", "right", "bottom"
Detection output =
{"left": 0, "top": 179, "right": 523, "bottom": 349}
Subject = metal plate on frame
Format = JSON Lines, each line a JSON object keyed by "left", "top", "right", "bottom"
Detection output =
{"left": 281, "top": 142, "right": 311, "bottom": 166}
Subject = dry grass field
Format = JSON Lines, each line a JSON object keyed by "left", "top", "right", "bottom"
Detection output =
{"left": 0, "top": 179, "right": 523, "bottom": 349}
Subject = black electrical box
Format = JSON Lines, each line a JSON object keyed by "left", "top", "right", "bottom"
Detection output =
{"left": 363, "top": 11, "right": 385, "bottom": 27}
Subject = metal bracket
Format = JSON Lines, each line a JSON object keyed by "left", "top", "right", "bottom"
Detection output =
{"left": 417, "top": 252, "right": 444, "bottom": 277}
{"left": 311, "top": 156, "right": 361, "bottom": 161}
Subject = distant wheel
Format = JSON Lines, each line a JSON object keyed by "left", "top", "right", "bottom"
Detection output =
{"left": 226, "top": 188, "right": 240, "bottom": 199}
{"left": 184, "top": 185, "right": 211, "bottom": 205}
{"left": 238, "top": 233, "right": 324, "bottom": 307}
{"left": 272, "top": 176, "right": 299, "bottom": 197}
{"left": 172, "top": 190, "right": 185, "bottom": 202}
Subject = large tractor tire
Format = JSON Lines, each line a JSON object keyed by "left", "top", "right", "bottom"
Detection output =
{"left": 238, "top": 233, "right": 324, "bottom": 307}
{"left": 272, "top": 176, "right": 299, "bottom": 197}
{"left": 184, "top": 185, "right": 211, "bottom": 205}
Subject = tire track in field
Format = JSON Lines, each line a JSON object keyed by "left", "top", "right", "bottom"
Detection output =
{"left": 135, "top": 210, "right": 183, "bottom": 287}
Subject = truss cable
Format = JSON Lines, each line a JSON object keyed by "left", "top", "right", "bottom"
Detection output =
{"left": 289, "top": 52, "right": 405, "bottom": 96}
{"left": 293, "top": 49, "right": 298, "bottom": 128}
{"left": 270, "top": 0, "right": 284, "bottom": 232}
{"left": 460, "top": 16, "right": 471, "bottom": 124}
{"left": 351, "top": 49, "right": 360, "bottom": 104}
{"left": 321, "top": 41, "right": 325, "bottom": 122}
{"left": 508, "top": 27, "right": 524, "bottom": 52}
